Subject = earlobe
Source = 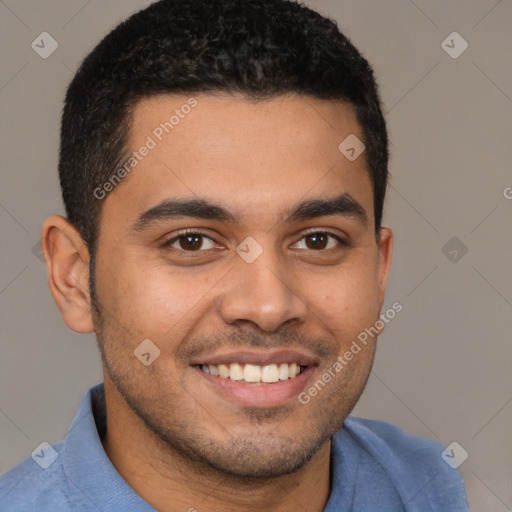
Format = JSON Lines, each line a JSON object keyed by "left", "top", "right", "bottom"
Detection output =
{"left": 41, "top": 215, "right": 94, "bottom": 334}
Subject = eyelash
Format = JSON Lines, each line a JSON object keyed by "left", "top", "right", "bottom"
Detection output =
{"left": 161, "top": 228, "right": 348, "bottom": 252}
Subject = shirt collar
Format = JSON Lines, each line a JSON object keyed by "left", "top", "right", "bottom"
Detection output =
{"left": 61, "top": 383, "right": 156, "bottom": 512}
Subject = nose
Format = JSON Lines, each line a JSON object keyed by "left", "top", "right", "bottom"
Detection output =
{"left": 218, "top": 250, "right": 308, "bottom": 333}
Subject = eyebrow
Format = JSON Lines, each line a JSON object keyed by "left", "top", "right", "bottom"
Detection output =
{"left": 132, "top": 198, "right": 236, "bottom": 232}
{"left": 131, "top": 192, "right": 367, "bottom": 232}
{"left": 286, "top": 193, "right": 367, "bottom": 225}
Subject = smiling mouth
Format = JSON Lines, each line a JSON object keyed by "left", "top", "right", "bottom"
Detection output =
{"left": 195, "top": 363, "right": 307, "bottom": 384}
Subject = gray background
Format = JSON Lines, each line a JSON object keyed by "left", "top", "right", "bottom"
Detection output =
{"left": 0, "top": 1, "right": 511, "bottom": 510}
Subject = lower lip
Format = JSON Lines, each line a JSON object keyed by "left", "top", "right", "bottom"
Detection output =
{"left": 193, "top": 366, "right": 316, "bottom": 407}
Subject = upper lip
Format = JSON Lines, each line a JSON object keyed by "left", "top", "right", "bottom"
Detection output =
{"left": 189, "top": 348, "right": 320, "bottom": 367}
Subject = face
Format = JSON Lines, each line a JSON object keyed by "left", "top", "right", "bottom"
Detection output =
{"left": 90, "top": 93, "right": 393, "bottom": 478}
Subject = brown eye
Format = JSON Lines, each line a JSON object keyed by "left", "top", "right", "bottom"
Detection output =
{"left": 179, "top": 234, "right": 203, "bottom": 250}
{"left": 164, "top": 232, "right": 217, "bottom": 251}
{"left": 291, "top": 232, "right": 345, "bottom": 251}
{"left": 305, "top": 233, "right": 328, "bottom": 250}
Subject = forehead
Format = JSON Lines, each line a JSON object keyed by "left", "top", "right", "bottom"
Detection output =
{"left": 103, "top": 93, "right": 374, "bottom": 228}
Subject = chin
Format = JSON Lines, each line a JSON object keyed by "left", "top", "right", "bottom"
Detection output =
{"left": 188, "top": 438, "right": 326, "bottom": 480}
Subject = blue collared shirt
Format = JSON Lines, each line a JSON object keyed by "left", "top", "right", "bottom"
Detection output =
{"left": 1, "top": 384, "right": 470, "bottom": 511}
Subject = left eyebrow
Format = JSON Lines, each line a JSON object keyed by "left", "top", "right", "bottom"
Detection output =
{"left": 285, "top": 192, "right": 368, "bottom": 226}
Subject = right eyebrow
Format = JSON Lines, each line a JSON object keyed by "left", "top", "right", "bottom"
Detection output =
{"left": 131, "top": 198, "right": 237, "bottom": 232}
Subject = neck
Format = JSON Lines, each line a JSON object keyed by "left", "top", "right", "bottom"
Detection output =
{"left": 101, "top": 379, "right": 331, "bottom": 512}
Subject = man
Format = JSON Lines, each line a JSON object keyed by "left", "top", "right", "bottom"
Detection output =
{"left": 0, "top": 0, "right": 470, "bottom": 510}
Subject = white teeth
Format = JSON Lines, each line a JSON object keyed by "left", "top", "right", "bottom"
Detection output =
{"left": 244, "top": 364, "right": 261, "bottom": 382}
{"left": 229, "top": 363, "right": 244, "bottom": 381}
{"left": 200, "top": 362, "right": 304, "bottom": 383}
{"left": 218, "top": 363, "right": 230, "bottom": 378}
{"left": 261, "top": 364, "right": 280, "bottom": 383}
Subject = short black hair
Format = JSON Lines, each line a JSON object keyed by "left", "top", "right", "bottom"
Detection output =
{"left": 59, "top": 0, "right": 388, "bottom": 257}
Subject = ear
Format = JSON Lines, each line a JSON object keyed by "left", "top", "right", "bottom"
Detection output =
{"left": 376, "top": 226, "right": 394, "bottom": 308}
{"left": 41, "top": 215, "right": 94, "bottom": 333}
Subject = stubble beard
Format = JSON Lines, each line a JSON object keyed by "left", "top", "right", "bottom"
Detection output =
{"left": 90, "top": 281, "right": 371, "bottom": 482}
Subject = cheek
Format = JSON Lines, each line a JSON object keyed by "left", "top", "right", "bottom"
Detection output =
{"left": 300, "top": 263, "right": 381, "bottom": 342}
{"left": 100, "top": 259, "right": 221, "bottom": 337}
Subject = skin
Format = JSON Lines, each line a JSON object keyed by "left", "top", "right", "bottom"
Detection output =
{"left": 42, "top": 93, "right": 393, "bottom": 512}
